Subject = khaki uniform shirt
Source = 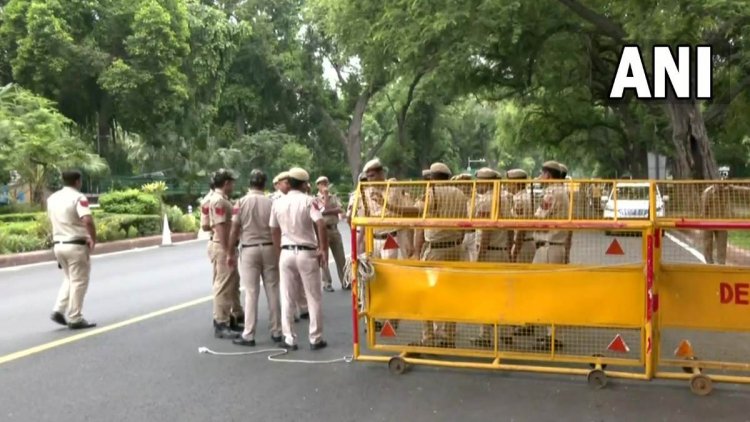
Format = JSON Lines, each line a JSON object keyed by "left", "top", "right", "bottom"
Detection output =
{"left": 269, "top": 190, "right": 285, "bottom": 202}
{"left": 232, "top": 189, "right": 273, "bottom": 245}
{"left": 47, "top": 187, "right": 92, "bottom": 241}
{"left": 200, "top": 190, "right": 214, "bottom": 231}
{"left": 317, "top": 193, "right": 343, "bottom": 227}
{"left": 269, "top": 190, "right": 324, "bottom": 248}
{"left": 534, "top": 184, "right": 569, "bottom": 244}
{"left": 424, "top": 185, "right": 468, "bottom": 243}
{"left": 701, "top": 185, "right": 733, "bottom": 219}
{"left": 363, "top": 185, "right": 412, "bottom": 236}
{"left": 475, "top": 189, "right": 512, "bottom": 248}
{"left": 208, "top": 190, "right": 233, "bottom": 243}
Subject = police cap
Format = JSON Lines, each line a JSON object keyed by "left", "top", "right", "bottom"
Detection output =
{"left": 315, "top": 176, "right": 329, "bottom": 185}
{"left": 429, "top": 162, "right": 452, "bottom": 177}
{"left": 506, "top": 169, "right": 529, "bottom": 179}
{"left": 288, "top": 167, "right": 310, "bottom": 182}
{"left": 363, "top": 158, "right": 383, "bottom": 173}
{"left": 475, "top": 168, "right": 499, "bottom": 180}
{"left": 542, "top": 161, "right": 564, "bottom": 173}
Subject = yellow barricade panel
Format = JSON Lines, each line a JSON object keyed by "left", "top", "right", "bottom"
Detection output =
{"left": 368, "top": 261, "right": 644, "bottom": 327}
{"left": 659, "top": 266, "right": 750, "bottom": 331}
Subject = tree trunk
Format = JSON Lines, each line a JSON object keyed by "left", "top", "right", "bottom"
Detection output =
{"left": 97, "top": 96, "right": 113, "bottom": 160}
{"left": 344, "top": 92, "right": 370, "bottom": 183}
{"left": 666, "top": 101, "right": 718, "bottom": 180}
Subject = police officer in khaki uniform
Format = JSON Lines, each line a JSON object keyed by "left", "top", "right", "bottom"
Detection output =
{"left": 316, "top": 176, "right": 348, "bottom": 292}
{"left": 362, "top": 158, "right": 420, "bottom": 259}
{"left": 533, "top": 161, "right": 570, "bottom": 264}
{"left": 47, "top": 170, "right": 97, "bottom": 329}
{"left": 414, "top": 163, "right": 468, "bottom": 348}
{"left": 270, "top": 171, "right": 308, "bottom": 321}
{"left": 270, "top": 167, "right": 329, "bottom": 350}
{"left": 531, "top": 161, "right": 568, "bottom": 350}
{"left": 507, "top": 169, "right": 536, "bottom": 263}
{"left": 207, "top": 169, "right": 244, "bottom": 339}
{"left": 200, "top": 178, "right": 215, "bottom": 232}
{"left": 472, "top": 168, "right": 513, "bottom": 347}
{"left": 227, "top": 170, "right": 282, "bottom": 346}
{"left": 559, "top": 163, "right": 573, "bottom": 264}
{"left": 347, "top": 172, "right": 368, "bottom": 258}
{"left": 701, "top": 167, "right": 750, "bottom": 264}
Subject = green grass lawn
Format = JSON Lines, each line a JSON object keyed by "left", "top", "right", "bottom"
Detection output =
{"left": 729, "top": 231, "right": 750, "bottom": 249}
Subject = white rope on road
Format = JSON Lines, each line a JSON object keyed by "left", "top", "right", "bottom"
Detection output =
{"left": 198, "top": 346, "right": 353, "bottom": 364}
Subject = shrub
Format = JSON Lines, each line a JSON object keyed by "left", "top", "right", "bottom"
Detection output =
{"left": 99, "top": 189, "right": 161, "bottom": 215}
{"left": 96, "top": 217, "right": 127, "bottom": 242}
{"left": 0, "top": 203, "right": 42, "bottom": 215}
{"left": 141, "top": 181, "right": 168, "bottom": 201}
{"left": 127, "top": 226, "right": 139, "bottom": 239}
{"left": 98, "top": 214, "right": 162, "bottom": 237}
{"left": 0, "top": 212, "right": 44, "bottom": 223}
{"left": 0, "top": 233, "right": 47, "bottom": 254}
{"left": 0, "top": 221, "right": 37, "bottom": 236}
{"left": 165, "top": 205, "right": 184, "bottom": 231}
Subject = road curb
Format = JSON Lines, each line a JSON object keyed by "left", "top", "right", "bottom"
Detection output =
{"left": 0, "top": 232, "right": 198, "bottom": 268}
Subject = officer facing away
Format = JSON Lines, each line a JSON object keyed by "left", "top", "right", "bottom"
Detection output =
{"left": 207, "top": 169, "right": 244, "bottom": 339}
{"left": 227, "top": 169, "right": 282, "bottom": 346}
{"left": 48, "top": 169, "right": 97, "bottom": 329}
{"left": 270, "top": 167, "right": 329, "bottom": 350}
{"left": 316, "top": 176, "right": 348, "bottom": 291}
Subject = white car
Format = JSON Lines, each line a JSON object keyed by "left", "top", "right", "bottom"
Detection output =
{"left": 602, "top": 182, "right": 666, "bottom": 219}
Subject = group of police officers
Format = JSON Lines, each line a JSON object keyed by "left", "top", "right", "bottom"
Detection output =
{"left": 200, "top": 167, "right": 351, "bottom": 350}
{"left": 352, "top": 158, "right": 572, "bottom": 350}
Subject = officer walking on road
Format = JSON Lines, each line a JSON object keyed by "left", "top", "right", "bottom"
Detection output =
{"left": 701, "top": 167, "right": 750, "bottom": 265}
{"left": 48, "top": 170, "right": 97, "bottom": 329}
{"left": 270, "top": 167, "right": 329, "bottom": 350}
{"left": 316, "top": 176, "right": 348, "bottom": 292}
{"left": 227, "top": 169, "right": 282, "bottom": 346}
{"left": 207, "top": 169, "right": 244, "bottom": 339}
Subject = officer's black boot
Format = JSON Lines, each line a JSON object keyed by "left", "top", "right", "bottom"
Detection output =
{"left": 215, "top": 322, "right": 240, "bottom": 339}
{"left": 229, "top": 314, "right": 244, "bottom": 332}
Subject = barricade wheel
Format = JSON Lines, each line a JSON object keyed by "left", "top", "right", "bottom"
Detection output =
{"left": 388, "top": 357, "right": 408, "bottom": 375}
{"left": 681, "top": 356, "right": 702, "bottom": 374}
{"left": 689, "top": 374, "right": 713, "bottom": 396}
{"left": 587, "top": 369, "right": 608, "bottom": 390}
{"left": 589, "top": 354, "right": 608, "bottom": 370}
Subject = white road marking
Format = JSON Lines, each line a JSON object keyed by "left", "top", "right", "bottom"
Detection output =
{"left": 664, "top": 232, "right": 707, "bottom": 264}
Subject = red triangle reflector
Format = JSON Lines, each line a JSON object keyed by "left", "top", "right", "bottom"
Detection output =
{"left": 606, "top": 239, "right": 625, "bottom": 255}
{"left": 607, "top": 334, "right": 630, "bottom": 353}
{"left": 674, "top": 340, "right": 694, "bottom": 358}
{"left": 383, "top": 234, "right": 399, "bottom": 250}
{"left": 379, "top": 321, "right": 397, "bottom": 337}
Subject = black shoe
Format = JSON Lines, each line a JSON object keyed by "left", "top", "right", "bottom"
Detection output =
{"left": 310, "top": 340, "right": 328, "bottom": 350}
{"left": 294, "top": 315, "right": 300, "bottom": 323}
{"left": 232, "top": 338, "right": 256, "bottom": 347}
{"left": 342, "top": 284, "right": 352, "bottom": 291}
{"left": 323, "top": 285, "right": 334, "bottom": 292}
{"left": 50, "top": 311, "right": 67, "bottom": 326}
{"left": 299, "top": 312, "right": 309, "bottom": 320}
{"left": 229, "top": 315, "right": 245, "bottom": 332}
{"left": 271, "top": 335, "right": 283, "bottom": 343}
{"left": 277, "top": 341, "right": 298, "bottom": 351}
{"left": 513, "top": 326, "right": 536, "bottom": 337}
{"left": 68, "top": 319, "right": 96, "bottom": 330}
{"left": 215, "top": 323, "right": 241, "bottom": 339}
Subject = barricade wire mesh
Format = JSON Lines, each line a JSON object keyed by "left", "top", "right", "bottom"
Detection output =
{"left": 660, "top": 229, "right": 750, "bottom": 267}
{"left": 656, "top": 181, "right": 750, "bottom": 220}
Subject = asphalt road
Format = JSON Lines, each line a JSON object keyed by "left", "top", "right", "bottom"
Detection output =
{"left": 1, "top": 224, "right": 749, "bottom": 422}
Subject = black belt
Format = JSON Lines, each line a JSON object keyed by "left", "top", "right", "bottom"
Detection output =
{"left": 281, "top": 245, "right": 316, "bottom": 251}
{"left": 536, "top": 242, "right": 564, "bottom": 248}
{"left": 486, "top": 246, "right": 509, "bottom": 251}
{"left": 427, "top": 240, "right": 462, "bottom": 249}
{"left": 374, "top": 231, "right": 398, "bottom": 240}
{"left": 54, "top": 239, "right": 87, "bottom": 246}
{"left": 241, "top": 242, "right": 273, "bottom": 248}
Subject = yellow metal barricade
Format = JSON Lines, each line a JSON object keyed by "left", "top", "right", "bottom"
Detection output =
{"left": 349, "top": 179, "right": 656, "bottom": 389}
{"left": 653, "top": 180, "right": 750, "bottom": 395}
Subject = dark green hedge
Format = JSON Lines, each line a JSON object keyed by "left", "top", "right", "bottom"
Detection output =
{"left": 99, "top": 189, "right": 161, "bottom": 215}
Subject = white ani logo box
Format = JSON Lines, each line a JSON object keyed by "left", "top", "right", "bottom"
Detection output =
{"left": 609, "top": 46, "right": 713, "bottom": 100}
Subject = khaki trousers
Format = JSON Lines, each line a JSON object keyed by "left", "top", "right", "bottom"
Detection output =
{"left": 53, "top": 244, "right": 91, "bottom": 323}
{"left": 532, "top": 244, "right": 566, "bottom": 264}
{"left": 280, "top": 249, "right": 324, "bottom": 345}
{"left": 515, "top": 240, "right": 536, "bottom": 263}
{"left": 239, "top": 244, "right": 281, "bottom": 340}
{"left": 208, "top": 242, "right": 243, "bottom": 324}
{"left": 421, "top": 244, "right": 463, "bottom": 345}
{"left": 322, "top": 226, "right": 347, "bottom": 287}
{"left": 703, "top": 230, "right": 728, "bottom": 265}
